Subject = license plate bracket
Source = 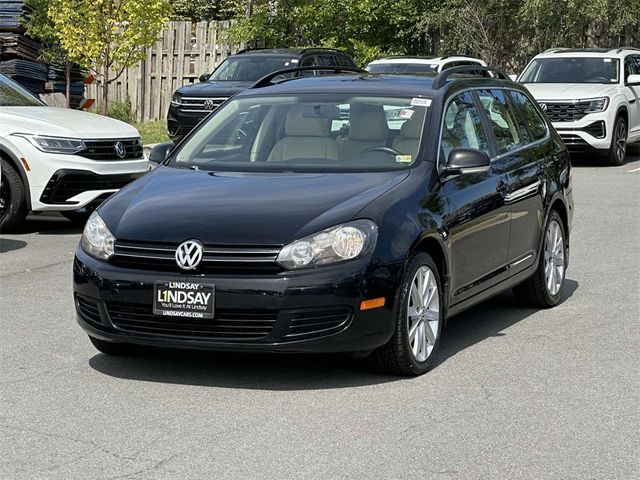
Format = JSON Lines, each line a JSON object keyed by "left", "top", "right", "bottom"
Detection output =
{"left": 153, "top": 281, "right": 215, "bottom": 319}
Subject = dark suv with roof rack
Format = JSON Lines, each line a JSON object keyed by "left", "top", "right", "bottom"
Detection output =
{"left": 75, "top": 65, "right": 573, "bottom": 376}
{"left": 167, "top": 48, "right": 357, "bottom": 143}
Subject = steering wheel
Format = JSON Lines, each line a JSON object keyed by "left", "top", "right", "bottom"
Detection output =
{"left": 361, "top": 146, "right": 403, "bottom": 156}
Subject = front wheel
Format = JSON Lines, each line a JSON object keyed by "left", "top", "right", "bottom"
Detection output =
{"left": 605, "top": 116, "right": 627, "bottom": 166}
{"left": 513, "top": 210, "right": 567, "bottom": 308}
{"left": 0, "top": 158, "right": 28, "bottom": 232}
{"left": 372, "top": 252, "right": 443, "bottom": 376}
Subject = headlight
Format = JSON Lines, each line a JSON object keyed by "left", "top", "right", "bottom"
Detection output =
{"left": 171, "top": 94, "right": 182, "bottom": 106}
{"left": 584, "top": 97, "right": 609, "bottom": 113}
{"left": 277, "top": 220, "right": 377, "bottom": 270}
{"left": 15, "top": 134, "right": 86, "bottom": 154}
{"left": 81, "top": 212, "right": 115, "bottom": 261}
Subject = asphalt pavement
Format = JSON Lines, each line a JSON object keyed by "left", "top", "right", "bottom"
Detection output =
{"left": 1, "top": 150, "right": 639, "bottom": 479}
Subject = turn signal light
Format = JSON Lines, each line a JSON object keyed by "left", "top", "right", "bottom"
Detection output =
{"left": 360, "top": 297, "right": 385, "bottom": 311}
{"left": 20, "top": 157, "right": 31, "bottom": 171}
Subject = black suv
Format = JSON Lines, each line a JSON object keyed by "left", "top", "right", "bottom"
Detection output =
{"left": 167, "top": 48, "right": 357, "bottom": 142}
{"left": 75, "top": 66, "right": 573, "bottom": 376}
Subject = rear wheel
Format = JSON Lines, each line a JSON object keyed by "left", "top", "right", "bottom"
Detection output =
{"left": 513, "top": 210, "right": 566, "bottom": 308}
{"left": 0, "top": 158, "right": 28, "bottom": 232}
{"left": 372, "top": 252, "right": 443, "bottom": 376}
{"left": 89, "top": 336, "right": 141, "bottom": 356}
{"left": 605, "top": 116, "right": 627, "bottom": 166}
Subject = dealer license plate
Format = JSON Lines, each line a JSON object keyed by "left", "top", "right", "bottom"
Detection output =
{"left": 153, "top": 281, "right": 215, "bottom": 319}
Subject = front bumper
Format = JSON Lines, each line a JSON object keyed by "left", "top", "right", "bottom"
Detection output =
{"left": 552, "top": 114, "right": 611, "bottom": 153}
{"left": 73, "top": 247, "right": 401, "bottom": 353}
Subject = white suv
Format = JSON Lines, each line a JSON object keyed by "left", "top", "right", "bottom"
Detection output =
{"left": 518, "top": 48, "right": 640, "bottom": 165}
{"left": 365, "top": 55, "right": 486, "bottom": 74}
{"left": 0, "top": 74, "right": 150, "bottom": 230}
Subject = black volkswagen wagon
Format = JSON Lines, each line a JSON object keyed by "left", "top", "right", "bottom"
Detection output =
{"left": 74, "top": 66, "right": 574, "bottom": 375}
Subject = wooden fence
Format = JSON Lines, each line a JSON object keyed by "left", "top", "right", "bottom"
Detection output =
{"left": 86, "top": 21, "right": 240, "bottom": 122}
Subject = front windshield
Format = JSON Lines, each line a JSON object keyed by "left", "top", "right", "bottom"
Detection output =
{"left": 0, "top": 74, "right": 43, "bottom": 106}
{"left": 171, "top": 94, "right": 430, "bottom": 172}
{"left": 209, "top": 56, "right": 299, "bottom": 82}
{"left": 366, "top": 63, "right": 437, "bottom": 74}
{"left": 520, "top": 57, "right": 620, "bottom": 84}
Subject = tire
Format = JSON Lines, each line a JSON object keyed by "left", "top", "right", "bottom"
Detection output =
{"left": 0, "top": 158, "right": 28, "bottom": 232}
{"left": 513, "top": 210, "right": 567, "bottom": 308}
{"left": 372, "top": 252, "right": 443, "bottom": 376}
{"left": 89, "top": 336, "right": 140, "bottom": 356}
{"left": 61, "top": 210, "right": 92, "bottom": 225}
{"left": 605, "top": 116, "right": 627, "bottom": 166}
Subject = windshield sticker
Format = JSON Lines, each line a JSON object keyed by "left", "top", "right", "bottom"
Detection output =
{"left": 603, "top": 58, "right": 612, "bottom": 62}
{"left": 291, "top": 59, "right": 299, "bottom": 64}
{"left": 399, "top": 109, "right": 414, "bottom": 119}
{"left": 396, "top": 155, "right": 412, "bottom": 163}
{"left": 411, "top": 97, "right": 432, "bottom": 107}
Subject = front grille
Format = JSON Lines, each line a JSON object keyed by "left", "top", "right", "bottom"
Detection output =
{"left": 178, "top": 97, "right": 228, "bottom": 113}
{"left": 76, "top": 296, "right": 102, "bottom": 327}
{"left": 106, "top": 302, "right": 277, "bottom": 340}
{"left": 283, "top": 308, "right": 352, "bottom": 341}
{"left": 80, "top": 138, "right": 143, "bottom": 161}
{"left": 40, "top": 170, "right": 145, "bottom": 204}
{"left": 110, "top": 241, "right": 283, "bottom": 274}
{"left": 541, "top": 101, "right": 590, "bottom": 122}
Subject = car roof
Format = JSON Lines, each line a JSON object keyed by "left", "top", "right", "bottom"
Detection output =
{"left": 534, "top": 47, "right": 640, "bottom": 59}
{"left": 368, "top": 56, "right": 484, "bottom": 65}
{"left": 235, "top": 73, "right": 516, "bottom": 98}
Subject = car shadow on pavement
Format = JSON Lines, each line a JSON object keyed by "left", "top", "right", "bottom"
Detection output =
{"left": 89, "top": 278, "right": 578, "bottom": 390}
{"left": 12, "top": 214, "right": 84, "bottom": 235}
{"left": 0, "top": 238, "right": 27, "bottom": 253}
{"left": 433, "top": 278, "right": 579, "bottom": 369}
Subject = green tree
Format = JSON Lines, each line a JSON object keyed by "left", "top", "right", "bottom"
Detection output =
{"left": 170, "top": 0, "right": 239, "bottom": 22}
{"left": 48, "top": 0, "right": 170, "bottom": 114}
{"left": 25, "top": 0, "right": 75, "bottom": 107}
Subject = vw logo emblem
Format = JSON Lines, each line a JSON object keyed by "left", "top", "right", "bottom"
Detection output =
{"left": 538, "top": 102, "right": 547, "bottom": 112}
{"left": 114, "top": 141, "right": 126, "bottom": 159}
{"left": 203, "top": 99, "right": 216, "bottom": 111}
{"left": 175, "top": 239, "right": 204, "bottom": 270}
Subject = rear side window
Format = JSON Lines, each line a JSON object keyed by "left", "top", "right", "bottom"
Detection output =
{"left": 477, "top": 89, "right": 530, "bottom": 155}
{"left": 441, "top": 91, "right": 490, "bottom": 160}
{"left": 509, "top": 91, "right": 548, "bottom": 140}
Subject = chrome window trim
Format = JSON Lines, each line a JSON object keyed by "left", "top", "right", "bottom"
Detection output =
{"left": 437, "top": 86, "right": 551, "bottom": 170}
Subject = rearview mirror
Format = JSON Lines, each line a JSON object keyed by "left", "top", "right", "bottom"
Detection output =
{"left": 446, "top": 148, "right": 490, "bottom": 174}
{"left": 627, "top": 74, "right": 640, "bottom": 85}
{"left": 148, "top": 142, "right": 174, "bottom": 166}
{"left": 199, "top": 73, "right": 211, "bottom": 82}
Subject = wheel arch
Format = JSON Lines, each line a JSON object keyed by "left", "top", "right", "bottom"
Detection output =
{"left": 0, "top": 144, "right": 32, "bottom": 210}
{"left": 409, "top": 234, "right": 450, "bottom": 321}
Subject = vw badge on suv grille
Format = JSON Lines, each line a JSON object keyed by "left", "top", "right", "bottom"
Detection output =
{"left": 203, "top": 99, "right": 216, "bottom": 110}
{"left": 538, "top": 102, "right": 547, "bottom": 112}
{"left": 175, "top": 240, "right": 204, "bottom": 270}
{"left": 114, "top": 141, "right": 126, "bottom": 158}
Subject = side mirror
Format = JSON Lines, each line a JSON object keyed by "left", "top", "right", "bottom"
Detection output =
{"left": 148, "top": 142, "right": 174, "bottom": 166}
{"left": 199, "top": 73, "right": 211, "bottom": 82}
{"left": 627, "top": 74, "right": 640, "bottom": 85}
{"left": 446, "top": 148, "right": 490, "bottom": 174}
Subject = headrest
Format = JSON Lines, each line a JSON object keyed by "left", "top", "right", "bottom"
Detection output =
{"left": 348, "top": 103, "right": 389, "bottom": 141}
{"left": 400, "top": 113, "right": 423, "bottom": 139}
{"left": 285, "top": 105, "right": 331, "bottom": 137}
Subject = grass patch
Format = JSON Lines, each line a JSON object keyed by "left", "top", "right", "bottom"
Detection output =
{"left": 134, "top": 121, "right": 170, "bottom": 145}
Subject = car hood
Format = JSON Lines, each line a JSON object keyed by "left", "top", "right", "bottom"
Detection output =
{"left": 175, "top": 81, "right": 252, "bottom": 97}
{"left": 522, "top": 83, "right": 614, "bottom": 101}
{"left": 0, "top": 107, "right": 139, "bottom": 139}
{"left": 101, "top": 167, "right": 409, "bottom": 245}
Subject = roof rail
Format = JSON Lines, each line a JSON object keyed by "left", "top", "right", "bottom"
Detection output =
{"left": 542, "top": 48, "right": 568, "bottom": 54}
{"left": 252, "top": 66, "right": 366, "bottom": 88}
{"left": 613, "top": 46, "right": 640, "bottom": 54}
{"left": 439, "top": 54, "right": 477, "bottom": 60}
{"left": 298, "top": 47, "right": 343, "bottom": 54}
{"left": 432, "top": 65, "right": 511, "bottom": 89}
{"left": 235, "top": 47, "right": 267, "bottom": 55}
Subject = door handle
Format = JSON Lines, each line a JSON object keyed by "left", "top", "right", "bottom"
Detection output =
{"left": 496, "top": 180, "right": 508, "bottom": 193}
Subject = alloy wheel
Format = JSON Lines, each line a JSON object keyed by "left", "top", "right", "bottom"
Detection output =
{"left": 407, "top": 266, "right": 440, "bottom": 362}
{"left": 544, "top": 219, "right": 565, "bottom": 296}
{"left": 615, "top": 120, "right": 627, "bottom": 164}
